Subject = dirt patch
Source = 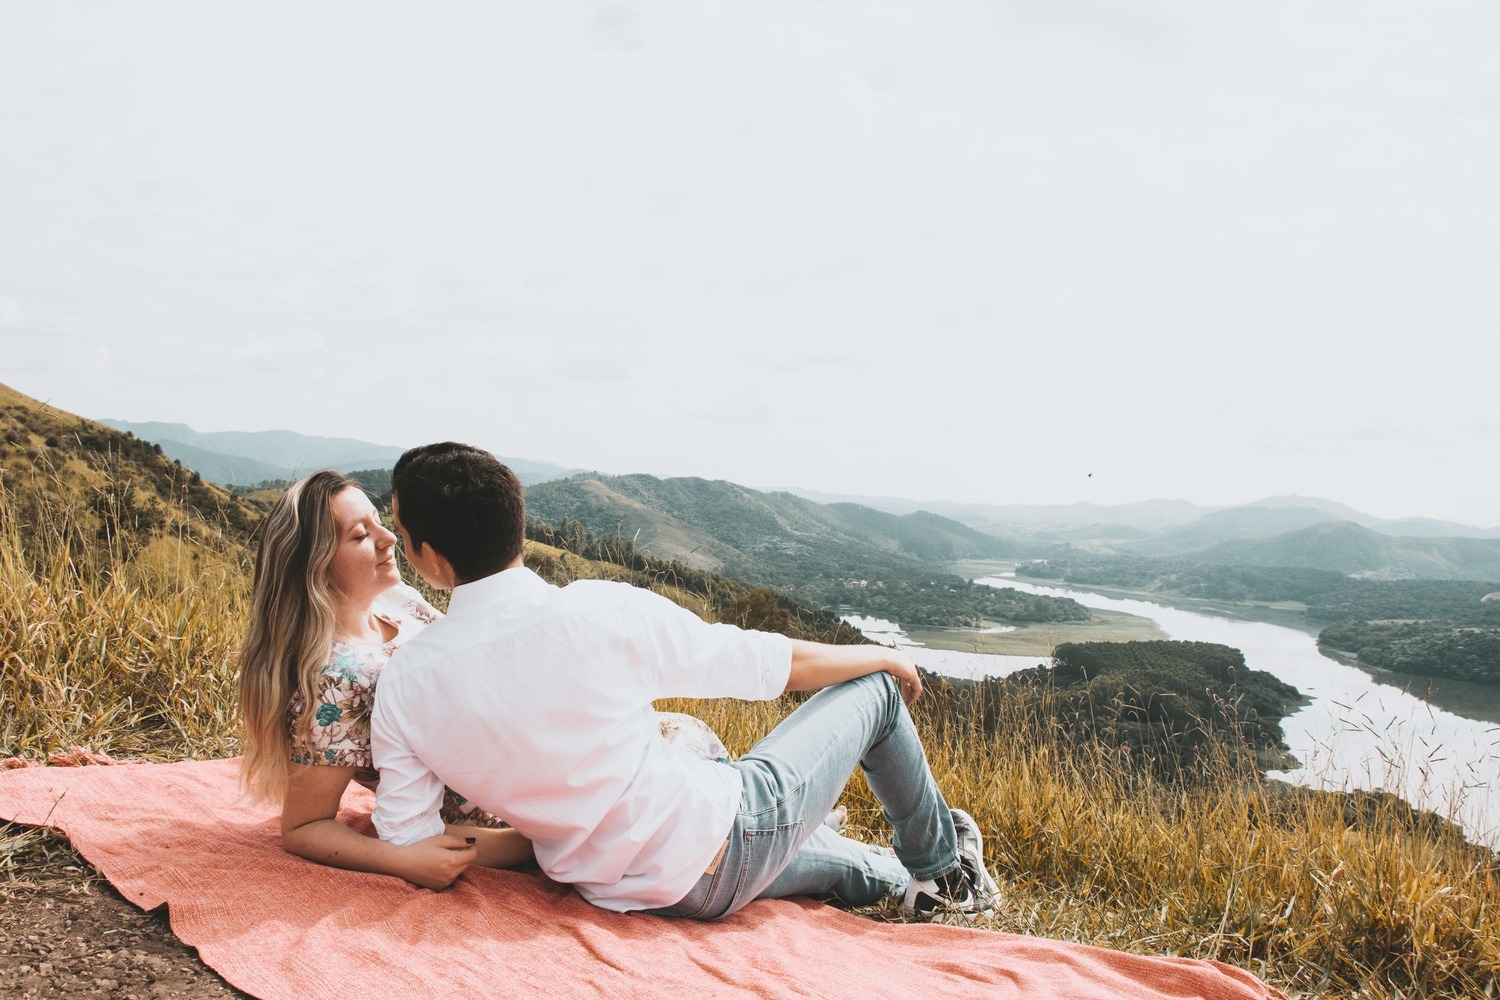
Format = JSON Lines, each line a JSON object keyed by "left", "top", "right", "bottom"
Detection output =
{"left": 1, "top": 831, "right": 247, "bottom": 999}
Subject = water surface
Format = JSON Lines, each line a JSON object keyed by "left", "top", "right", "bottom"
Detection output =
{"left": 850, "top": 583, "right": 1500, "bottom": 848}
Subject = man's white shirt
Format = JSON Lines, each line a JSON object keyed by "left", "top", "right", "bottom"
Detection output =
{"left": 370, "top": 567, "right": 792, "bottom": 911}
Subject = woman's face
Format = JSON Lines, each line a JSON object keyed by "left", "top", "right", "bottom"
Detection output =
{"left": 326, "top": 486, "right": 401, "bottom": 606}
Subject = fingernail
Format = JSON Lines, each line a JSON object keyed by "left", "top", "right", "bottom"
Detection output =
{"left": 465, "top": 837, "right": 476, "bottom": 845}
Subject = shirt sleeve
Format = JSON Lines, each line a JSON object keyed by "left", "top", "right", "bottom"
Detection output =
{"left": 370, "top": 669, "right": 448, "bottom": 846}
{"left": 631, "top": 588, "right": 793, "bottom": 701}
{"left": 290, "top": 651, "right": 377, "bottom": 768}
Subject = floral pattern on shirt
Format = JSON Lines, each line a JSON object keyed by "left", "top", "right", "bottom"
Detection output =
{"left": 657, "top": 712, "right": 730, "bottom": 763}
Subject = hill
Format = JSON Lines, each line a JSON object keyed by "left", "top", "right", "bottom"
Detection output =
{"left": 1146, "top": 504, "right": 1343, "bottom": 553}
{"left": 98, "top": 420, "right": 406, "bottom": 479}
{"left": 1199, "top": 521, "right": 1500, "bottom": 581}
{"left": 779, "top": 491, "right": 1217, "bottom": 533}
{"left": 0, "top": 384, "right": 261, "bottom": 580}
{"left": 526, "top": 474, "right": 1013, "bottom": 571}
{"left": 785, "top": 489, "right": 1500, "bottom": 548}
{"left": 524, "top": 474, "right": 1087, "bottom": 627}
{"left": 98, "top": 419, "right": 581, "bottom": 487}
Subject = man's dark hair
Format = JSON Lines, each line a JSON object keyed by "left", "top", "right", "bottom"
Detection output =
{"left": 391, "top": 442, "right": 525, "bottom": 583}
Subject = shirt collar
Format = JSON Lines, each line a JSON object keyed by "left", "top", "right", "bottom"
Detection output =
{"left": 446, "top": 564, "right": 551, "bottom": 616}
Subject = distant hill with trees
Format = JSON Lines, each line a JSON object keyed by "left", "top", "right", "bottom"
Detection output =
{"left": 525, "top": 474, "right": 1086, "bottom": 628}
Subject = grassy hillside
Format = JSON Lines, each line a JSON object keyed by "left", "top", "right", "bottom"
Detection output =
{"left": 0, "top": 383, "right": 261, "bottom": 582}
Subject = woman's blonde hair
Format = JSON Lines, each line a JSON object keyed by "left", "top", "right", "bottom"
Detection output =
{"left": 238, "top": 470, "right": 359, "bottom": 803}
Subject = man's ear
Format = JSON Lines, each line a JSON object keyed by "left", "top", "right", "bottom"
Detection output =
{"left": 416, "top": 541, "right": 460, "bottom": 590}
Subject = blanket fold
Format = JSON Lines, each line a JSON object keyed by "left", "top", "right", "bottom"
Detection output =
{"left": 0, "top": 758, "right": 1287, "bottom": 1000}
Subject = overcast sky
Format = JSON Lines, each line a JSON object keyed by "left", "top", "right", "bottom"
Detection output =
{"left": 3, "top": 2, "right": 1497, "bottom": 525}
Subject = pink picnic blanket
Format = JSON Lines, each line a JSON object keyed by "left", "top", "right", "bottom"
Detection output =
{"left": 0, "top": 757, "right": 1287, "bottom": 999}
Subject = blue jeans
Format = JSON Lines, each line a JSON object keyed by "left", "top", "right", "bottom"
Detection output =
{"left": 650, "top": 671, "right": 959, "bottom": 920}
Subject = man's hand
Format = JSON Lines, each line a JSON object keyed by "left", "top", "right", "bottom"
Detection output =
{"left": 786, "top": 640, "right": 923, "bottom": 704}
{"left": 398, "top": 833, "right": 479, "bottom": 890}
{"left": 886, "top": 650, "right": 922, "bottom": 705}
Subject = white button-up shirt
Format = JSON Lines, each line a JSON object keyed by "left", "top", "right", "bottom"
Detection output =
{"left": 370, "top": 566, "right": 792, "bottom": 911}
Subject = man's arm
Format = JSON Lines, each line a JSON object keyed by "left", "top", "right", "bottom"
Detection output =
{"left": 784, "top": 640, "right": 922, "bottom": 704}
{"left": 370, "top": 685, "right": 455, "bottom": 854}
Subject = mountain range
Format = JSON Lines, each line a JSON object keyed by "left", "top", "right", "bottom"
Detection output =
{"left": 90, "top": 415, "right": 1500, "bottom": 582}
{"left": 99, "top": 420, "right": 582, "bottom": 487}
{"left": 782, "top": 489, "right": 1500, "bottom": 541}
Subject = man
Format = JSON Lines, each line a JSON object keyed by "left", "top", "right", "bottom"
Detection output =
{"left": 371, "top": 442, "right": 999, "bottom": 921}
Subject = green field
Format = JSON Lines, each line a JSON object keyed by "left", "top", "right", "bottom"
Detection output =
{"left": 906, "top": 605, "right": 1166, "bottom": 655}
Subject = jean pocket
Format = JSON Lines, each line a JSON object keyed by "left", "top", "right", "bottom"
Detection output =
{"left": 649, "top": 866, "right": 719, "bottom": 919}
{"left": 728, "top": 820, "right": 805, "bottom": 913}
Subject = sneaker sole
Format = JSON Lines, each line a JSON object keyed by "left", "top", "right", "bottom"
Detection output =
{"left": 950, "top": 808, "right": 1001, "bottom": 904}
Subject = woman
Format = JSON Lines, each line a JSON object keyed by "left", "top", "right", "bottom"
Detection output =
{"left": 238, "top": 471, "right": 844, "bottom": 891}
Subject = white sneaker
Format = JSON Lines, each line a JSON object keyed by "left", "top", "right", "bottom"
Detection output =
{"left": 900, "top": 808, "right": 999, "bottom": 922}
{"left": 951, "top": 808, "right": 1001, "bottom": 907}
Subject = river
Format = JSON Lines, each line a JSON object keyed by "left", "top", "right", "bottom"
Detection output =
{"left": 846, "top": 578, "right": 1500, "bottom": 849}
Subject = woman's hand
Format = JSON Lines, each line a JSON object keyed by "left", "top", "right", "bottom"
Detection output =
{"left": 282, "top": 765, "right": 476, "bottom": 888}
{"left": 396, "top": 833, "right": 480, "bottom": 890}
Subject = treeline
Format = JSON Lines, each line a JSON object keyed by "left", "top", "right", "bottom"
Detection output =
{"left": 536, "top": 511, "right": 1085, "bottom": 629}
{"left": 920, "top": 640, "right": 1303, "bottom": 781}
{"left": 797, "top": 576, "right": 1090, "bottom": 629}
{"left": 1021, "top": 556, "right": 1350, "bottom": 605}
{"left": 1023, "top": 556, "right": 1500, "bottom": 686}
{"left": 706, "top": 533, "right": 1089, "bottom": 628}
{"left": 229, "top": 467, "right": 391, "bottom": 498}
{"left": 524, "top": 516, "right": 867, "bottom": 646}
{"left": 1320, "top": 620, "right": 1500, "bottom": 684}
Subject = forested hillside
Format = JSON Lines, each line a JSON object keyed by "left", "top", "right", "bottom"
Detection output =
{"left": 525, "top": 474, "right": 1085, "bottom": 627}
{"left": 1001, "top": 640, "right": 1303, "bottom": 775}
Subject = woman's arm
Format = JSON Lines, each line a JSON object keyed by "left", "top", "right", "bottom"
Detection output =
{"left": 784, "top": 640, "right": 923, "bottom": 704}
{"left": 458, "top": 825, "right": 534, "bottom": 870}
{"left": 280, "top": 764, "right": 480, "bottom": 889}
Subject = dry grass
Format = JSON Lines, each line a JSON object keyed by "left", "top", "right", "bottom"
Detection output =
{"left": 0, "top": 474, "right": 249, "bottom": 762}
{"left": 2, "top": 472, "right": 1498, "bottom": 998}
{"left": 659, "top": 680, "right": 1500, "bottom": 998}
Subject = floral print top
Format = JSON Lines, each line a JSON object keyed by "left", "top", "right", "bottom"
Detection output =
{"left": 289, "top": 582, "right": 729, "bottom": 828}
